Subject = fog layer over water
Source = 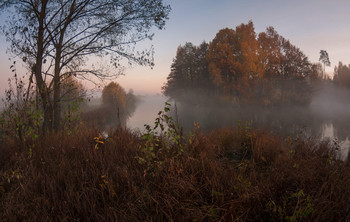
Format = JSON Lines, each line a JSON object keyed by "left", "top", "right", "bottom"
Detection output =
{"left": 127, "top": 83, "right": 350, "bottom": 159}
{"left": 310, "top": 85, "right": 350, "bottom": 160}
{"left": 126, "top": 94, "right": 169, "bottom": 132}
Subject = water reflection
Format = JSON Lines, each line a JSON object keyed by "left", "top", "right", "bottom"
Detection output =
{"left": 126, "top": 94, "right": 350, "bottom": 160}
{"left": 126, "top": 94, "right": 169, "bottom": 132}
{"left": 321, "top": 122, "right": 350, "bottom": 161}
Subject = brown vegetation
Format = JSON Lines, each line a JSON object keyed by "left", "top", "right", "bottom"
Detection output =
{"left": 0, "top": 123, "right": 349, "bottom": 221}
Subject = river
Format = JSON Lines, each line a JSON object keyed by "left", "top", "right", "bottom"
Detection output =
{"left": 126, "top": 94, "right": 350, "bottom": 160}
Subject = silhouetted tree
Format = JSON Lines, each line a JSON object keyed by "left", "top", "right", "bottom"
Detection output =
{"left": 334, "top": 62, "right": 350, "bottom": 88}
{"left": 126, "top": 89, "right": 138, "bottom": 117}
{"left": 162, "top": 42, "right": 212, "bottom": 102}
{"left": 102, "top": 82, "right": 127, "bottom": 127}
{"left": 319, "top": 50, "right": 331, "bottom": 79}
{"left": 309, "top": 63, "right": 323, "bottom": 81}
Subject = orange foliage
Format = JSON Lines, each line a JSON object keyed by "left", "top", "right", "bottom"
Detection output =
{"left": 165, "top": 21, "right": 314, "bottom": 106}
{"left": 207, "top": 22, "right": 262, "bottom": 100}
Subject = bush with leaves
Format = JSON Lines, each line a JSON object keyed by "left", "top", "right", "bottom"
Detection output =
{"left": 136, "top": 102, "right": 196, "bottom": 175}
{"left": 0, "top": 65, "right": 42, "bottom": 150}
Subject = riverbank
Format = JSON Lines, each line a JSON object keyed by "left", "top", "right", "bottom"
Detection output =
{"left": 0, "top": 124, "right": 349, "bottom": 221}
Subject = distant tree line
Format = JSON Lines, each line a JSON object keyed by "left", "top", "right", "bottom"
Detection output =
{"left": 333, "top": 62, "right": 350, "bottom": 88}
{"left": 163, "top": 21, "right": 325, "bottom": 107}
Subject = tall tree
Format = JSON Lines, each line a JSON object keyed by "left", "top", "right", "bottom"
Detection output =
{"left": 1, "top": 0, "right": 170, "bottom": 132}
{"left": 319, "top": 50, "right": 331, "bottom": 79}
{"left": 258, "top": 26, "right": 312, "bottom": 105}
{"left": 207, "top": 22, "right": 263, "bottom": 101}
{"left": 101, "top": 81, "right": 127, "bottom": 127}
{"left": 309, "top": 63, "right": 323, "bottom": 81}
{"left": 162, "top": 42, "right": 212, "bottom": 101}
{"left": 334, "top": 62, "right": 350, "bottom": 88}
{"left": 207, "top": 27, "right": 241, "bottom": 98}
{"left": 258, "top": 26, "right": 282, "bottom": 79}
{"left": 258, "top": 26, "right": 310, "bottom": 80}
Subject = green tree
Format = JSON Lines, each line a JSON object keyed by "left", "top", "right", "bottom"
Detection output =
{"left": 0, "top": 0, "right": 170, "bottom": 132}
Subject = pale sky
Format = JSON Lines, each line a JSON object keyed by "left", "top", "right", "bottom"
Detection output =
{"left": 1, "top": 0, "right": 350, "bottom": 95}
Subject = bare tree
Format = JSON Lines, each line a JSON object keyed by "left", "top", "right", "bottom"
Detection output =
{"left": 1, "top": 0, "right": 170, "bottom": 132}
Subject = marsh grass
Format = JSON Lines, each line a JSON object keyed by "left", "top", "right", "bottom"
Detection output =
{"left": 0, "top": 122, "right": 349, "bottom": 221}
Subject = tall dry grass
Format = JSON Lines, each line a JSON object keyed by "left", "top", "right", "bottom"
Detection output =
{"left": 0, "top": 124, "right": 349, "bottom": 221}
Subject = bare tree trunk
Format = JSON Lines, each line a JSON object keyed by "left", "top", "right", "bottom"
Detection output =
{"left": 52, "top": 1, "right": 75, "bottom": 132}
{"left": 34, "top": 0, "right": 53, "bottom": 134}
{"left": 53, "top": 48, "right": 62, "bottom": 132}
{"left": 117, "top": 107, "right": 120, "bottom": 127}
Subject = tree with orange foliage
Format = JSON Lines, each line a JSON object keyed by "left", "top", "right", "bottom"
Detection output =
{"left": 258, "top": 26, "right": 311, "bottom": 80}
{"left": 257, "top": 26, "right": 312, "bottom": 105}
{"left": 207, "top": 21, "right": 263, "bottom": 102}
{"left": 258, "top": 27, "right": 283, "bottom": 79}
{"left": 165, "top": 21, "right": 315, "bottom": 107}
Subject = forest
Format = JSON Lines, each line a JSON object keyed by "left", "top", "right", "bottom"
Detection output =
{"left": 163, "top": 21, "right": 350, "bottom": 138}
{"left": 0, "top": 1, "right": 350, "bottom": 221}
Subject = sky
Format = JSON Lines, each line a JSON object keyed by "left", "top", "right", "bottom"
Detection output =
{"left": 1, "top": 0, "right": 350, "bottom": 95}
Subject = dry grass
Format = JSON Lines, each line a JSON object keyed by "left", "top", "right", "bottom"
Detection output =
{"left": 0, "top": 124, "right": 349, "bottom": 221}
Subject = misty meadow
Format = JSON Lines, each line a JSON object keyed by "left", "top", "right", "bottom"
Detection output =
{"left": 0, "top": 1, "right": 350, "bottom": 221}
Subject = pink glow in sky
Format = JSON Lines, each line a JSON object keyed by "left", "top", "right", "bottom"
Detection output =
{"left": 1, "top": 0, "right": 350, "bottom": 95}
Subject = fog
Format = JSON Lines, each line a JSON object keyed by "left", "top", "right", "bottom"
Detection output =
{"left": 126, "top": 83, "right": 350, "bottom": 159}
{"left": 128, "top": 83, "right": 350, "bottom": 138}
{"left": 126, "top": 94, "right": 169, "bottom": 132}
